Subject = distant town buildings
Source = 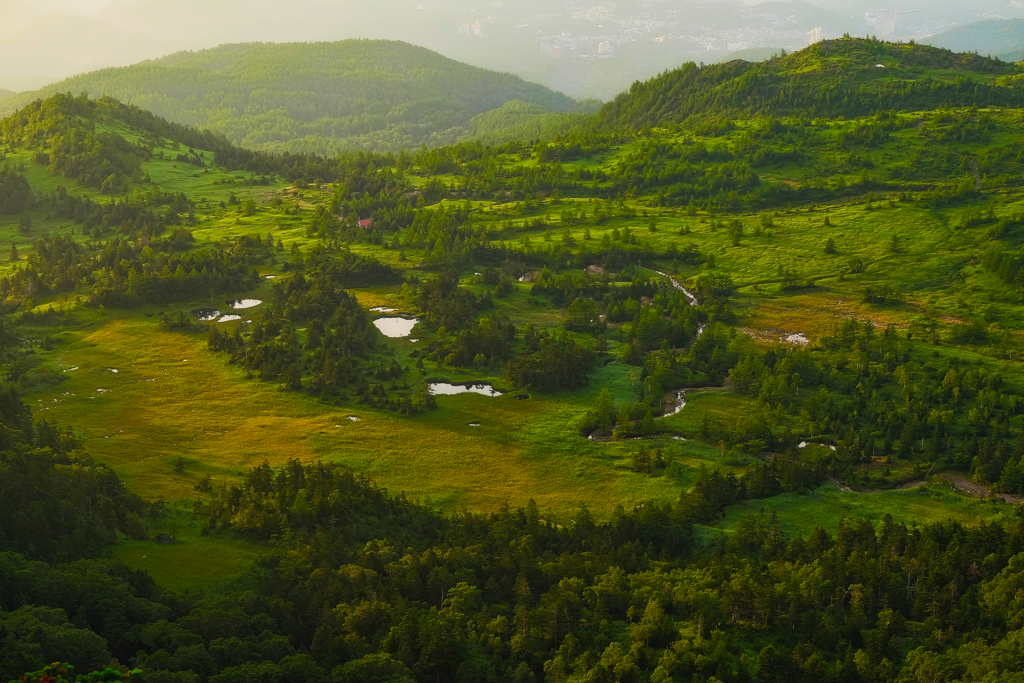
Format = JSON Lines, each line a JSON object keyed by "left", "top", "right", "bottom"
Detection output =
{"left": 541, "top": 32, "right": 576, "bottom": 56}
{"left": 542, "top": 32, "right": 614, "bottom": 57}
{"left": 456, "top": 17, "right": 491, "bottom": 36}
{"left": 865, "top": 9, "right": 896, "bottom": 35}
{"left": 1012, "top": 0, "right": 1024, "bottom": 8}
{"left": 864, "top": 9, "right": 916, "bottom": 36}
{"left": 521, "top": 1, "right": 974, "bottom": 72}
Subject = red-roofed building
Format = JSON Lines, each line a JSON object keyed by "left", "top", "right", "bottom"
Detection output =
{"left": 338, "top": 216, "right": 375, "bottom": 229}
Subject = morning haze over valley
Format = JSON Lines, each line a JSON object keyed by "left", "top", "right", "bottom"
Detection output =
{"left": 7, "top": 1, "right": 1024, "bottom": 682}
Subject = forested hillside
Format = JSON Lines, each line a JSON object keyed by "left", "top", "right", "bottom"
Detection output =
{"left": 439, "top": 99, "right": 600, "bottom": 148}
{"left": 0, "top": 40, "right": 579, "bottom": 155}
{"left": 593, "top": 39, "right": 1024, "bottom": 131}
{"left": 6, "top": 377, "right": 1024, "bottom": 683}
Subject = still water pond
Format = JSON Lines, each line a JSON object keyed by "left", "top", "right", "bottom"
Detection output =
{"left": 373, "top": 317, "right": 419, "bottom": 338}
{"left": 428, "top": 382, "right": 503, "bottom": 397}
{"left": 192, "top": 309, "right": 220, "bottom": 321}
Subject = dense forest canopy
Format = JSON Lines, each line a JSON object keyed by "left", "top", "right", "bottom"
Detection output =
{"left": 4, "top": 388, "right": 1024, "bottom": 683}
{"left": 0, "top": 40, "right": 580, "bottom": 155}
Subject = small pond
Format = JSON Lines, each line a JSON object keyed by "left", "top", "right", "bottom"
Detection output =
{"left": 428, "top": 382, "right": 503, "bottom": 397}
{"left": 373, "top": 317, "right": 419, "bottom": 338}
{"left": 218, "top": 315, "right": 242, "bottom": 323}
{"left": 370, "top": 306, "right": 399, "bottom": 313}
{"left": 231, "top": 299, "right": 262, "bottom": 310}
{"left": 192, "top": 309, "right": 220, "bottom": 321}
{"left": 799, "top": 441, "right": 837, "bottom": 452}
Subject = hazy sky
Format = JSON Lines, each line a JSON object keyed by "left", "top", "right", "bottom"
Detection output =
{"left": 0, "top": 0, "right": 1017, "bottom": 97}
{"left": 34, "top": 0, "right": 968, "bottom": 10}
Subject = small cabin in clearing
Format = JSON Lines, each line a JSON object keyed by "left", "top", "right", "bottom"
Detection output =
{"left": 337, "top": 216, "right": 374, "bottom": 229}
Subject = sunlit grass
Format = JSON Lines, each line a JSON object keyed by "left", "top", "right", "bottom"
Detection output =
{"left": 28, "top": 313, "right": 717, "bottom": 519}
{"left": 109, "top": 509, "right": 263, "bottom": 593}
{"left": 716, "top": 482, "right": 1010, "bottom": 538}
{"left": 10, "top": 107, "right": 1024, "bottom": 542}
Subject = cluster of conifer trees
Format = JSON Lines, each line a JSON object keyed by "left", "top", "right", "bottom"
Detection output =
{"left": 5, "top": 417, "right": 1024, "bottom": 683}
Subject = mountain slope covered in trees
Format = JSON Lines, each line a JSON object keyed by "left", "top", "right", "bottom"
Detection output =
{"left": 0, "top": 40, "right": 579, "bottom": 155}
{"left": 592, "top": 38, "right": 1024, "bottom": 131}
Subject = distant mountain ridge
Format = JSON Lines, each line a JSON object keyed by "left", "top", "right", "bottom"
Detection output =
{"left": 926, "top": 19, "right": 1024, "bottom": 62}
{"left": 0, "top": 40, "right": 578, "bottom": 154}
{"left": 592, "top": 38, "right": 1024, "bottom": 131}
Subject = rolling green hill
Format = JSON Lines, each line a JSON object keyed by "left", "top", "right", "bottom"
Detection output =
{"left": 434, "top": 98, "right": 601, "bottom": 147}
{"left": 927, "top": 19, "right": 1024, "bottom": 61}
{"left": 723, "top": 46, "right": 786, "bottom": 64}
{"left": 592, "top": 37, "right": 1024, "bottom": 131}
{"left": 0, "top": 40, "right": 579, "bottom": 155}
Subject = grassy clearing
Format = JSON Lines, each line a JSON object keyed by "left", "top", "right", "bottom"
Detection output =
{"left": 27, "top": 311, "right": 711, "bottom": 519}
{"left": 715, "top": 482, "right": 1010, "bottom": 538}
{"left": 109, "top": 507, "right": 263, "bottom": 593}
{"left": 111, "top": 536, "right": 258, "bottom": 593}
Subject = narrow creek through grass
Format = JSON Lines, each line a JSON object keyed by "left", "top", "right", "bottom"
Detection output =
{"left": 655, "top": 270, "right": 701, "bottom": 414}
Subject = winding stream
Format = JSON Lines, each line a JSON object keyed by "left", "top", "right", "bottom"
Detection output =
{"left": 654, "top": 270, "right": 699, "bottom": 306}
{"left": 656, "top": 271, "right": 702, "bottom": 415}
{"left": 664, "top": 390, "right": 687, "bottom": 416}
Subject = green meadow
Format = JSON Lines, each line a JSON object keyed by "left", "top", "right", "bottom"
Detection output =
{"left": 6, "top": 94, "right": 1024, "bottom": 589}
{"left": 717, "top": 480, "right": 1011, "bottom": 539}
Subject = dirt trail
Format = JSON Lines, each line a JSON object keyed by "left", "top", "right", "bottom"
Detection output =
{"left": 935, "top": 471, "right": 1023, "bottom": 504}
{"left": 827, "top": 471, "right": 1022, "bottom": 502}
{"left": 828, "top": 477, "right": 924, "bottom": 494}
